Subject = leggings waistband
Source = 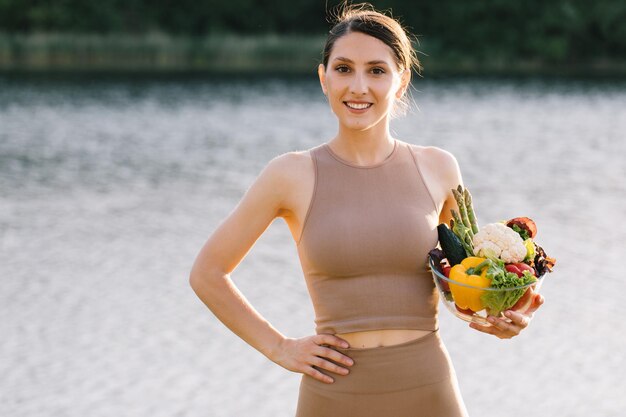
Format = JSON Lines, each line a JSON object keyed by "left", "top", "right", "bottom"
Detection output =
{"left": 307, "top": 328, "right": 453, "bottom": 394}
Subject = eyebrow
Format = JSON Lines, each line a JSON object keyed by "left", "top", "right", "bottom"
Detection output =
{"left": 333, "top": 57, "right": 389, "bottom": 65}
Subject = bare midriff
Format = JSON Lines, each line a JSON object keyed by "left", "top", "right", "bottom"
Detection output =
{"left": 335, "top": 329, "right": 433, "bottom": 349}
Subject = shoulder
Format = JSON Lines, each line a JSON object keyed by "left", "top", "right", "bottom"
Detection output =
{"left": 259, "top": 145, "right": 317, "bottom": 213}
{"left": 264, "top": 145, "right": 316, "bottom": 184}
{"left": 403, "top": 142, "right": 461, "bottom": 181}
{"left": 403, "top": 141, "right": 455, "bottom": 163}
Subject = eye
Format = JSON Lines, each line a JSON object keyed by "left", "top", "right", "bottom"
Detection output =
{"left": 372, "top": 67, "right": 385, "bottom": 75}
{"left": 335, "top": 65, "right": 350, "bottom": 73}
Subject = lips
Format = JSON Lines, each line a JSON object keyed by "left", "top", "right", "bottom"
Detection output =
{"left": 343, "top": 101, "right": 373, "bottom": 110}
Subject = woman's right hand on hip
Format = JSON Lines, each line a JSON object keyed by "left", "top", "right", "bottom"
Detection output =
{"left": 271, "top": 335, "right": 354, "bottom": 384}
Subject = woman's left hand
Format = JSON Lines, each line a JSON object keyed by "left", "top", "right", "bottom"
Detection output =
{"left": 469, "top": 293, "right": 545, "bottom": 339}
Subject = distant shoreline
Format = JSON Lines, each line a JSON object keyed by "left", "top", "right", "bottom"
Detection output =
{"left": 1, "top": 33, "right": 625, "bottom": 77}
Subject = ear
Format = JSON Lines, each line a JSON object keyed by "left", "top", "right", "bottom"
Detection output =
{"left": 396, "top": 69, "right": 411, "bottom": 99}
{"left": 318, "top": 64, "right": 327, "bottom": 96}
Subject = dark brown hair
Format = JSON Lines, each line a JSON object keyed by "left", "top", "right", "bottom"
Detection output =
{"left": 321, "top": 2, "right": 422, "bottom": 117}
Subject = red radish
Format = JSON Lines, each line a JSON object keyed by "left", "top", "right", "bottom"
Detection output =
{"left": 439, "top": 266, "right": 452, "bottom": 292}
{"left": 505, "top": 262, "right": 536, "bottom": 277}
{"left": 505, "top": 264, "right": 522, "bottom": 277}
{"left": 517, "top": 263, "right": 535, "bottom": 275}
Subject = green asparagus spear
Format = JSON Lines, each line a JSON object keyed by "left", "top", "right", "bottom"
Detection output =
{"left": 464, "top": 188, "right": 479, "bottom": 234}
{"left": 451, "top": 209, "right": 463, "bottom": 231}
{"left": 451, "top": 209, "right": 474, "bottom": 257}
{"left": 452, "top": 220, "right": 474, "bottom": 257}
{"left": 452, "top": 188, "right": 474, "bottom": 240}
{"left": 463, "top": 234, "right": 474, "bottom": 257}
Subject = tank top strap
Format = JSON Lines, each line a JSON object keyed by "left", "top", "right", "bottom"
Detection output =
{"left": 405, "top": 145, "right": 441, "bottom": 215}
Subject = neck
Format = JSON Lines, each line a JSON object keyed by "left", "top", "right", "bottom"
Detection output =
{"left": 331, "top": 119, "right": 394, "bottom": 164}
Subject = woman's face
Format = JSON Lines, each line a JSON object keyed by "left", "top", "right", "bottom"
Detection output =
{"left": 318, "top": 31, "right": 409, "bottom": 131}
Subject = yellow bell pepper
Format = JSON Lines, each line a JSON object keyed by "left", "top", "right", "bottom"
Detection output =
{"left": 523, "top": 238, "right": 535, "bottom": 261}
{"left": 449, "top": 257, "right": 492, "bottom": 312}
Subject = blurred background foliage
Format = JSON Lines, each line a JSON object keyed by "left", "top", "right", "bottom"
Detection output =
{"left": 0, "top": 0, "right": 624, "bottom": 74}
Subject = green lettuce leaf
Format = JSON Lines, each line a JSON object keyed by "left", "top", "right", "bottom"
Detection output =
{"left": 480, "top": 261, "right": 536, "bottom": 316}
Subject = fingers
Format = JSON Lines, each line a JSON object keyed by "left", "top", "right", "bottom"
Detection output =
{"left": 317, "top": 334, "right": 350, "bottom": 349}
{"left": 306, "top": 365, "right": 336, "bottom": 384}
{"left": 277, "top": 336, "right": 355, "bottom": 384}
{"left": 314, "top": 334, "right": 354, "bottom": 366}
{"left": 470, "top": 314, "right": 523, "bottom": 339}
{"left": 315, "top": 346, "right": 354, "bottom": 368}
{"left": 525, "top": 293, "right": 545, "bottom": 315}
{"left": 311, "top": 352, "right": 351, "bottom": 378}
{"left": 306, "top": 335, "right": 354, "bottom": 384}
{"left": 469, "top": 293, "right": 545, "bottom": 339}
{"left": 469, "top": 321, "right": 499, "bottom": 336}
{"left": 312, "top": 348, "right": 353, "bottom": 372}
{"left": 481, "top": 317, "right": 517, "bottom": 338}
{"left": 314, "top": 335, "right": 354, "bottom": 368}
{"left": 504, "top": 310, "right": 530, "bottom": 328}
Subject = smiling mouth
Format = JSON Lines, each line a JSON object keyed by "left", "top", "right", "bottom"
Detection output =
{"left": 343, "top": 102, "right": 373, "bottom": 110}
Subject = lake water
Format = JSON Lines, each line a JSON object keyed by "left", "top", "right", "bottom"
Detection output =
{"left": 1, "top": 73, "right": 625, "bottom": 417}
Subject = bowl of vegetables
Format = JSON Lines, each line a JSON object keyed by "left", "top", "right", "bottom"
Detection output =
{"left": 428, "top": 185, "right": 556, "bottom": 326}
{"left": 428, "top": 254, "right": 544, "bottom": 325}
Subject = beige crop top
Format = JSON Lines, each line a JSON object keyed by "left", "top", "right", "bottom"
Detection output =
{"left": 296, "top": 139, "right": 442, "bottom": 335}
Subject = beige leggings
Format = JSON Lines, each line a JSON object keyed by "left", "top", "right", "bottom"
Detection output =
{"left": 295, "top": 330, "right": 468, "bottom": 417}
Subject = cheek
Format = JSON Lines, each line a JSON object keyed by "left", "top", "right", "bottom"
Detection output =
{"left": 326, "top": 77, "right": 345, "bottom": 95}
{"left": 372, "top": 79, "right": 397, "bottom": 98}
{"left": 375, "top": 91, "right": 396, "bottom": 107}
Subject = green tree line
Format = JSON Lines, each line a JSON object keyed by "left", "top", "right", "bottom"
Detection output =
{"left": 0, "top": 0, "right": 624, "bottom": 72}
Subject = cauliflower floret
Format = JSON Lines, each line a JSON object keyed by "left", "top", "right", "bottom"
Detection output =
{"left": 472, "top": 223, "right": 527, "bottom": 263}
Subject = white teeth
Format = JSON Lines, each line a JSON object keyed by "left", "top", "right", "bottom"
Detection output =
{"left": 345, "top": 102, "right": 372, "bottom": 110}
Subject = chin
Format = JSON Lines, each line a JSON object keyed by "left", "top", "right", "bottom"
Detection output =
{"left": 341, "top": 120, "right": 374, "bottom": 131}
{"left": 345, "top": 114, "right": 388, "bottom": 131}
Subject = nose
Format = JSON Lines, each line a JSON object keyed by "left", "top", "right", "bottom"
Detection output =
{"left": 349, "top": 72, "right": 368, "bottom": 95}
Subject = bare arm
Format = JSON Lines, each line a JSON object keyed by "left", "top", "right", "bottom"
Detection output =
{"left": 189, "top": 154, "right": 290, "bottom": 360}
{"left": 189, "top": 152, "right": 354, "bottom": 383}
{"left": 435, "top": 148, "right": 464, "bottom": 227}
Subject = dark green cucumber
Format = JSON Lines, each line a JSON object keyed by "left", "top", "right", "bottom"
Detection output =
{"left": 437, "top": 223, "right": 466, "bottom": 266}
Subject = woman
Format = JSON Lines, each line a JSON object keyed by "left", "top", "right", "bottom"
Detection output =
{"left": 189, "top": 3, "right": 544, "bottom": 416}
